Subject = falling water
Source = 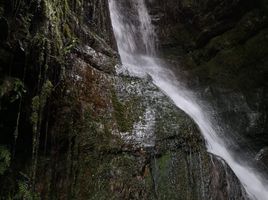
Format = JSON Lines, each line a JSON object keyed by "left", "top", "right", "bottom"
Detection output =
{"left": 108, "top": 0, "right": 268, "bottom": 199}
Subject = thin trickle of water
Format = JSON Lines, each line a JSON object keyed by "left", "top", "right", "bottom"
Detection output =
{"left": 108, "top": 0, "right": 268, "bottom": 199}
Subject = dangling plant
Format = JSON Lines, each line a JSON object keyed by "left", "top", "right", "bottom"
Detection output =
{"left": 10, "top": 79, "right": 27, "bottom": 103}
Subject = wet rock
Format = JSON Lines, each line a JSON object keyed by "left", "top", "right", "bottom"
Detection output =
{"left": 256, "top": 147, "right": 268, "bottom": 166}
{"left": 147, "top": 0, "right": 268, "bottom": 152}
{"left": 32, "top": 46, "right": 248, "bottom": 199}
{"left": 75, "top": 45, "right": 117, "bottom": 74}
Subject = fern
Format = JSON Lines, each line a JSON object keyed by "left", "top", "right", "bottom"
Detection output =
{"left": 13, "top": 181, "right": 41, "bottom": 200}
{"left": 10, "top": 79, "right": 27, "bottom": 103}
{"left": 0, "top": 146, "right": 11, "bottom": 175}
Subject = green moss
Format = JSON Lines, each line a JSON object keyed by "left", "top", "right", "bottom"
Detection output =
{"left": 40, "top": 80, "right": 53, "bottom": 106}
{"left": 44, "top": 0, "right": 63, "bottom": 48}
{"left": 30, "top": 96, "right": 40, "bottom": 129}
{"left": 181, "top": 8, "right": 268, "bottom": 92}
{"left": 158, "top": 154, "right": 171, "bottom": 170}
{"left": 111, "top": 90, "right": 134, "bottom": 132}
{"left": 150, "top": 151, "right": 200, "bottom": 200}
{"left": 63, "top": 23, "right": 72, "bottom": 39}
{"left": 43, "top": 0, "right": 77, "bottom": 60}
{"left": 30, "top": 81, "right": 53, "bottom": 128}
{"left": 200, "top": 28, "right": 268, "bottom": 89}
{"left": 187, "top": 9, "right": 267, "bottom": 65}
{"left": 152, "top": 153, "right": 177, "bottom": 199}
{"left": 63, "top": 38, "right": 78, "bottom": 55}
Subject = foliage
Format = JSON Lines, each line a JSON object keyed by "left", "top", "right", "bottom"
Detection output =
{"left": 40, "top": 80, "right": 53, "bottom": 107}
{"left": 0, "top": 78, "right": 26, "bottom": 102}
{"left": 13, "top": 180, "right": 40, "bottom": 200}
{"left": 10, "top": 79, "right": 27, "bottom": 102}
{"left": 0, "top": 146, "right": 11, "bottom": 176}
{"left": 63, "top": 38, "right": 78, "bottom": 55}
{"left": 30, "top": 80, "right": 53, "bottom": 128}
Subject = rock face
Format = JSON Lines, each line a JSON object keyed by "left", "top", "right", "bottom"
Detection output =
{"left": 147, "top": 0, "right": 268, "bottom": 155}
{"left": 35, "top": 48, "right": 247, "bottom": 199}
{"left": 0, "top": 0, "right": 255, "bottom": 199}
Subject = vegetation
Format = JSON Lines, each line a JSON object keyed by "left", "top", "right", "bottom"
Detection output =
{"left": 0, "top": 146, "right": 10, "bottom": 176}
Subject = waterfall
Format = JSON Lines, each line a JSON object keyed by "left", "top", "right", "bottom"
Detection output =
{"left": 108, "top": 0, "right": 268, "bottom": 199}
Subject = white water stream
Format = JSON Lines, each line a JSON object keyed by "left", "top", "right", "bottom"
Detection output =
{"left": 108, "top": 0, "right": 268, "bottom": 199}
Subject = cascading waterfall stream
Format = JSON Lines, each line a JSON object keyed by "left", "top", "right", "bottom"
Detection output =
{"left": 108, "top": 0, "right": 268, "bottom": 199}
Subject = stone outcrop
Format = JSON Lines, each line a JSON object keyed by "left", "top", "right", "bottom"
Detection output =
{"left": 33, "top": 44, "right": 247, "bottom": 199}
